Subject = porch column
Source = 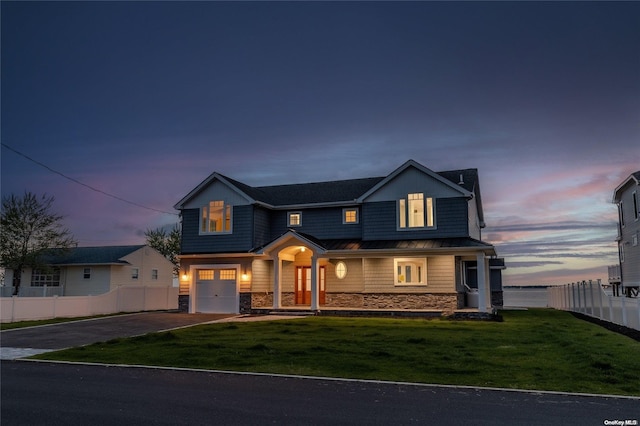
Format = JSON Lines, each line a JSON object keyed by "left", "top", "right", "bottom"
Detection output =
{"left": 310, "top": 255, "right": 319, "bottom": 311}
{"left": 272, "top": 255, "right": 282, "bottom": 309}
{"left": 476, "top": 253, "right": 490, "bottom": 313}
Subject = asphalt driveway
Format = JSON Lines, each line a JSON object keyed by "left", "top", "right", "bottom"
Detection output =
{"left": 0, "top": 312, "right": 235, "bottom": 359}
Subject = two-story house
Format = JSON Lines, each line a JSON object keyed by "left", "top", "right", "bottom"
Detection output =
{"left": 174, "top": 160, "right": 504, "bottom": 316}
{"left": 612, "top": 171, "right": 640, "bottom": 297}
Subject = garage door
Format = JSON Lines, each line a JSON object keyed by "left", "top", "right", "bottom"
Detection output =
{"left": 195, "top": 269, "right": 238, "bottom": 313}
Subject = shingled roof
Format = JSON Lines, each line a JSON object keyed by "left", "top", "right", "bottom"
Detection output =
{"left": 175, "top": 160, "right": 481, "bottom": 209}
{"left": 42, "top": 245, "right": 145, "bottom": 265}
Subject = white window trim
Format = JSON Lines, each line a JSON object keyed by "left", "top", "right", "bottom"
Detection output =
{"left": 335, "top": 261, "right": 348, "bottom": 279}
{"left": 288, "top": 211, "right": 302, "bottom": 227}
{"left": 83, "top": 267, "right": 91, "bottom": 280}
{"left": 633, "top": 191, "right": 639, "bottom": 221}
{"left": 132, "top": 268, "right": 139, "bottom": 280}
{"left": 200, "top": 201, "right": 233, "bottom": 235}
{"left": 343, "top": 208, "right": 359, "bottom": 224}
{"left": 394, "top": 257, "right": 427, "bottom": 286}
{"left": 151, "top": 269, "right": 158, "bottom": 280}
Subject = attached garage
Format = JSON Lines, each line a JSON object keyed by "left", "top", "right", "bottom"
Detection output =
{"left": 193, "top": 268, "right": 239, "bottom": 313}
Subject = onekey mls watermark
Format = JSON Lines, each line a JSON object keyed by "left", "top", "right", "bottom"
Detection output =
{"left": 604, "top": 421, "right": 638, "bottom": 426}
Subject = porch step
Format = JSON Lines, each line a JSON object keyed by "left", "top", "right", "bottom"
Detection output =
{"left": 267, "top": 310, "right": 317, "bottom": 316}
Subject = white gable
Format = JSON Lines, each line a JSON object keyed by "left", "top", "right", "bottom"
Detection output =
{"left": 362, "top": 164, "right": 468, "bottom": 202}
{"left": 182, "top": 179, "right": 253, "bottom": 209}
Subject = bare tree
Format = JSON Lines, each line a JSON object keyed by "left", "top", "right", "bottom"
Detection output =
{"left": 145, "top": 225, "right": 181, "bottom": 276}
{"left": 0, "top": 192, "right": 75, "bottom": 295}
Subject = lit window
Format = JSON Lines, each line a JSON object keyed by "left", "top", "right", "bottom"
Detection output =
{"left": 83, "top": 268, "right": 91, "bottom": 279}
{"left": 201, "top": 201, "right": 232, "bottom": 234}
{"left": 132, "top": 268, "right": 139, "bottom": 280}
{"left": 152, "top": 269, "right": 158, "bottom": 280}
{"left": 398, "top": 193, "right": 433, "bottom": 229}
{"left": 343, "top": 209, "right": 358, "bottom": 224}
{"left": 394, "top": 258, "right": 427, "bottom": 285}
{"left": 335, "top": 261, "right": 347, "bottom": 279}
{"left": 198, "top": 270, "right": 214, "bottom": 280}
{"left": 288, "top": 212, "right": 302, "bottom": 227}
{"left": 31, "top": 268, "right": 61, "bottom": 287}
{"left": 219, "top": 269, "right": 236, "bottom": 280}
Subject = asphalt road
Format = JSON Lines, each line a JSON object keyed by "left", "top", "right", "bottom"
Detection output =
{"left": 2, "top": 361, "right": 638, "bottom": 426}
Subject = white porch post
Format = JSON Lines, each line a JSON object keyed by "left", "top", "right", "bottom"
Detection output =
{"left": 476, "top": 253, "right": 490, "bottom": 313}
{"left": 310, "top": 255, "right": 319, "bottom": 311}
{"left": 272, "top": 255, "right": 282, "bottom": 309}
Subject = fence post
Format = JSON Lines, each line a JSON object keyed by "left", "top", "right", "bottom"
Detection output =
{"left": 607, "top": 292, "right": 614, "bottom": 323}
{"left": 597, "top": 279, "right": 604, "bottom": 320}
{"left": 571, "top": 283, "right": 576, "bottom": 311}
{"left": 588, "top": 280, "right": 594, "bottom": 316}
{"left": 621, "top": 295, "right": 627, "bottom": 327}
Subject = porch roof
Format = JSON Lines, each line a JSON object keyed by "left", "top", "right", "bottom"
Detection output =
{"left": 252, "top": 233, "right": 496, "bottom": 255}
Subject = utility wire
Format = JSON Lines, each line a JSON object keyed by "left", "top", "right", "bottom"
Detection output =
{"left": 1, "top": 142, "right": 178, "bottom": 216}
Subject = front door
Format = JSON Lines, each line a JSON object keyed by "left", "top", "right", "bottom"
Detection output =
{"left": 295, "top": 266, "right": 325, "bottom": 305}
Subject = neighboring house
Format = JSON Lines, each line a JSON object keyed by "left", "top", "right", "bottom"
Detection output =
{"left": 174, "top": 160, "right": 505, "bottom": 315}
{"left": 611, "top": 171, "right": 640, "bottom": 297}
{"left": 3, "top": 245, "right": 174, "bottom": 297}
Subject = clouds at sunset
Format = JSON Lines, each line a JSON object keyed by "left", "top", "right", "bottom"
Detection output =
{"left": 2, "top": 1, "right": 638, "bottom": 285}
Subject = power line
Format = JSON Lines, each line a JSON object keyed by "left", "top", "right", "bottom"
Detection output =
{"left": 1, "top": 142, "right": 178, "bottom": 216}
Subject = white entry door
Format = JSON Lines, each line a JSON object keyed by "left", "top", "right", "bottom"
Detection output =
{"left": 195, "top": 269, "right": 238, "bottom": 313}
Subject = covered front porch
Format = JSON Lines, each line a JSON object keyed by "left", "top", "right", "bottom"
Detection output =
{"left": 251, "top": 230, "right": 499, "bottom": 315}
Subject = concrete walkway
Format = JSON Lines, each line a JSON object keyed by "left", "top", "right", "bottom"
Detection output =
{"left": 0, "top": 312, "right": 303, "bottom": 360}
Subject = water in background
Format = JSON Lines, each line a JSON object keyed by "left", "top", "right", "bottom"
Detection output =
{"left": 503, "top": 287, "right": 549, "bottom": 308}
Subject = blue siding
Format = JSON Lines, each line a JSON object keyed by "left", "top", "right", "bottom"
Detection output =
{"left": 253, "top": 206, "right": 272, "bottom": 248}
{"left": 362, "top": 198, "right": 469, "bottom": 240}
{"left": 269, "top": 207, "right": 362, "bottom": 240}
{"left": 180, "top": 205, "right": 253, "bottom": 254}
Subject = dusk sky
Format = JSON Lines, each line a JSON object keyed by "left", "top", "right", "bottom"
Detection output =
{"left": 2, "top": 1, "right": 639, "bottom": 286}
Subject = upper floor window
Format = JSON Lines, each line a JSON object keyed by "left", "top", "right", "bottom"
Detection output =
{"left": 398, "top": 193, "right": 434, "bottom": 229}
{"left": 634, "top": 192, "right": 639, "bottom": 221}
{"left": 288, "top": 212, "right": 302, "bottom": 227}
{"left": 201, "top": 201, "right": 232, "bottom": 234}
{"left": 132, "top": 268, "right": 139, "bottom": 280}
{"left": 343, "top": 208, "right": 358, "bottom": 224}
{"left": 83, "top": 268, "right": 91, "bottom": 279}
{"left": 151, "top": 269, "right": 158, "bottom": 280}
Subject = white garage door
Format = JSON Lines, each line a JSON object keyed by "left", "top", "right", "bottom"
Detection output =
{"left": 195, "top": 269, "right": 238, "bottom": 313}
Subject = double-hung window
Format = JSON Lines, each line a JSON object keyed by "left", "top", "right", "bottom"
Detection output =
{"left": 398, "top": 193, "right": 434, "bottom": 229}
{"left": 201, "top": 201, "right": 232, "bottom": 234}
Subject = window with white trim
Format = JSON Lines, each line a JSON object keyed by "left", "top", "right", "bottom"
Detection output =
{"left": 634, "top": 191, "right": 639, "bottom": 221}
{"left": 83, "top": 267, "right": 91, "bottom": 279}
{"left": 398, "top": 193, "right": 434, "bottom": 229}
{"left": 151, "top": 269, "right": 158, "bottom": 280}
{"left": 132, "top": 268, "right": 139, "bottom": 280}
{"left": 288, "top": 212, "right": 302, "bottom": 227}
{"left": 201, "top": 201, "right": 232, "bottom": 234}
{"left": 394, "top": 258, "right": 427, "bottom": 285}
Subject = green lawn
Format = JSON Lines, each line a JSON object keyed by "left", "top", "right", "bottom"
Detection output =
{"left": 33, "top": 309, "right": 640, "bottom": 396}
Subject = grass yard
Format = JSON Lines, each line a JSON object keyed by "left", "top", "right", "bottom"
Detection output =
{"left": 33, "top": 309, "right": 640, "bottom": 396}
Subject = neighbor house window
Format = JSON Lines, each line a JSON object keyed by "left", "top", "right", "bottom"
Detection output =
{"left": 394, "top": 258, "right": 427, "bottom": 285}
{"left": 398, "top": 193, "right": 434, "bottom": 229}
{"left": 288, "top": 212, "right": 302, "bottom": 227}
{"left": 132, "top": 268, "right": 139, "bottom": 280}
{"left": 634, "top": 192, "right": 639, "bottom": 220}
{"left": 31, "top": 268, "right": 61, "bottom": 287}
{"left": 83, "top": 268, "right": 91, "bottom": 279}
{"left": 343, "top": 208, "right": 358, "bottom": 224}
{"left": 619, "top": 202, "right": 625, "bottom": 227}
{"left": 151, "top": 269, "right": 158, "bottom": 280}
{"left": 201, "top": 201, "right": 232, "bottom": 234}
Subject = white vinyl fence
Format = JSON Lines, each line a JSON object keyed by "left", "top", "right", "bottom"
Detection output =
{"left": 547, "top": 279, "right": 640, "bottom": 331}
{"left": 0, "top": 286, "right": 178, "bottom": 323}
